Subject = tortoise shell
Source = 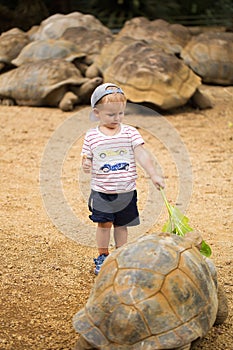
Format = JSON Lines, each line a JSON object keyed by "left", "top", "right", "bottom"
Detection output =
{"left": 99, "top": 40, "right": 201, "bottom": 110}
{"left": 181, "top": 31, "right": 233, "bottom": 85}
{"left": 0, "top": 59, "right": 88, "bottom": 107}
{"left": 12, "top": 39, "right": 87, "bottom": 66}
{"left": 0, "top": 28, "right": 29, "bottom": 72}
{"left": 61, "top": 26, "right": 113, "bottom": 61}
{"left": 117, "top": 17, "right": 191, "bottom": 54}
{"left": 73, "top": 232, "right": 218, "bottom": 349}
{"left": 32, "top": 12, "right": 112, "bottom": 41}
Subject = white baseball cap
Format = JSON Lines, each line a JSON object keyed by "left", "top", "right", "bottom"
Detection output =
{"left": 90, "top": 82, "right": 124, "bottom": 121}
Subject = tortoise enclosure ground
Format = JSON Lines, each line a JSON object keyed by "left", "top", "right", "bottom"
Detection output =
{"left": 0, "top": 85, "right": 232, "bottom": 349}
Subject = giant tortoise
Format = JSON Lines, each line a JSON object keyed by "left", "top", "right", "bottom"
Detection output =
{"left": 92, "top": 32, "right": 212, "bottom": 110}
{"left": 12, "top": 39, "right": 87, "bottom": 67}
{"left": 73, "top": 232, "right": 228, "bottom": 350}
{"left": 31, "top": 12, "right": 112, "bottom": 41}
{"left": 0, "top": 59, "right": 102, "bottom": 111}
{"left": 117, "top": 17, "right": 191, "bottom": 54}
{"left": 0, "top": 27, "right": 29, "bottom": 72}
{"left": 95, "top": 39, "right": 207, "bottom": 110}
{"left": 181, "top": 31, "right": 233, "bottom": 85}
{"left": 61, "top": 26, "right": 113, "bottom": 62}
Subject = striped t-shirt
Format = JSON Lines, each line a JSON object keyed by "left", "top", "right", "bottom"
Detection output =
{"left": 81, "top": 124, "right": 144, "bottom": 193}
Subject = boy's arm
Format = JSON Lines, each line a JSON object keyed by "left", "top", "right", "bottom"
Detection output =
{"left": 134, "top": 144, "right": 165, "bottom": 190}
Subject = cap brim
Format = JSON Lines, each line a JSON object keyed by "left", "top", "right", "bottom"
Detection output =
{"left": 89, "top": 111, "right": 99, "bottom": 122}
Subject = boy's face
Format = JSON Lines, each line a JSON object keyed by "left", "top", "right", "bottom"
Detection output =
{"left": 94, "top": 102, "right": 125, "bottom": 129}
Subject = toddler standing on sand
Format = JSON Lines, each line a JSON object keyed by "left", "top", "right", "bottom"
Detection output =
{"left": 82, "top": 82, "right": 164, "bottom": 274}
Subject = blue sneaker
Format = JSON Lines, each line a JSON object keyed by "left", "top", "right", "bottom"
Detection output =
{"left": 93, "top": 254, "right": 108, "bottom": 275}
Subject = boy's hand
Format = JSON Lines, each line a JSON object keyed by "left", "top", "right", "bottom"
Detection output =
{"left": 151, "top": 174, "right": 165, "bottom": 190}
{"left": 82, "top": 155, "right": 92, "bottom": 173}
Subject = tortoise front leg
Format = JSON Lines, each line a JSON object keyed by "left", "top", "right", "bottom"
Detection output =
{"left": 0, "top": 98, "right": 15, "bottom": 106}
{"left": 59, "top": 91, "right": 79, "bottom": 111}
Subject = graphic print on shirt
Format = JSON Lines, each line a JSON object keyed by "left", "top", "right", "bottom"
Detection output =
{"left": 100, "top": 162, "right": 129, "bottom": 173}
{"left": 99, "top": 149, "right": 127, "bottom": 159}
{"left": 95, "top": 146, "right": 130, "bottom": 174}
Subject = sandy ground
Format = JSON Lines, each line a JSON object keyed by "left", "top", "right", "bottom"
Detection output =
{"left": 0, "top": 85, "right": 232, "bottom": 349}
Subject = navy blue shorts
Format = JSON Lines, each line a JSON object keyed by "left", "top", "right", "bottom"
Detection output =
{"left": 88, "top": 190, "right": 140, "bottom": 226}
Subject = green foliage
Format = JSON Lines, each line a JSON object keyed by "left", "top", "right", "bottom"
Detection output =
{"left": 160, "top": 189, "right": 212, "bottom": 257}
{"left": 88, "top": 0, "right": 181, "bottom": 27}
{"left": 76, "top": 0, "right": 233, "bottom": 28}
{"left": 1, "top": 1, "right": 232, "bottom": 29}
{"left": 0, "top": 1, "right": 232, "bottom": 33}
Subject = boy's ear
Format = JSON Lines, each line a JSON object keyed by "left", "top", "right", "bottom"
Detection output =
{"left": 93, "top": 107, "right": 100, "bottom": 119}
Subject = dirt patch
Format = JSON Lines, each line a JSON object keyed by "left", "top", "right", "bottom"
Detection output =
{"left": 0, "top": 85, "right": 232, "bottom": 349}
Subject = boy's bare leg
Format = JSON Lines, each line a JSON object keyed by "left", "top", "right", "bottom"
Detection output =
{"left": 113, "top": 225, "right": 128, "bottom": 248}
{"left": 96, "top": 222, "right": 112, "bottom": 255}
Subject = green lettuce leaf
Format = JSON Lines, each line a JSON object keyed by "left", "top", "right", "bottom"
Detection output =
{"left": 160, "top": 189, "right": 212, "bottom": 257}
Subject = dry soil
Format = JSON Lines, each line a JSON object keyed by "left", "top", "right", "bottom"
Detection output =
{"left": 0, "top": 85, "right": 232, "bottom": 349}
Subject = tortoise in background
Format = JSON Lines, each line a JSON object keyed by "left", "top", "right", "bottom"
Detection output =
{"left": 73, "top": 232, "right": 228, "bottom": 350}
{"left": 12, "top": 39, "right": 87, "bottom": 66}
{"left": 92, "top": 31, "right": 212, "bottom": 110}
{"left": 117, "top": 17, "right": 191, "bottom": 54}
{"left": 31, "top": 11, "right": 112, "bottom": 41}
{"left": 0, "top": 28, "right": 29, "bottom": 73}
{"left": 0, "top": 59, "right": 102, "bottom": 111}
{"left": 96, "top": 40, "right": 205, "bottom": 110}
{"left": 181, "top": 32, "right": 233, "bottom": 85}
{"left": 61, "top": 26, "right": 113, "bottom": 62}
{"left": 11, "top": 39, "right": 93, "bottom": 76}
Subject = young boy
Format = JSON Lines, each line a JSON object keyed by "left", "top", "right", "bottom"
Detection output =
{"left": 82, "top": 83, "right": 164, "bottom": 274}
